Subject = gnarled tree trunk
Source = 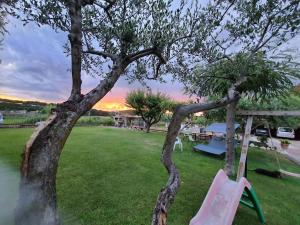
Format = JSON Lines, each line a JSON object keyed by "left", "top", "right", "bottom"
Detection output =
{"left": 152, "top": 111, "right": 183, "bottom": 225}
{"left": 15, "top": 108, "right": 81, "bottom": 225}
{"left": 152, "top": 97, "right": 239, "bottom": 225}
{"left": 14, "top": 61, "right": 125, "bottom": 225}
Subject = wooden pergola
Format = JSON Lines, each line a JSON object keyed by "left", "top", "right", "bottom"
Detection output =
{"left": 235, "top": 110, "right": 300, "bottom": 181}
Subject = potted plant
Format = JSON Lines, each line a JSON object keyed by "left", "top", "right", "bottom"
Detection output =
{"left": 280, "top": 140, "right": 290, "bottom": 150}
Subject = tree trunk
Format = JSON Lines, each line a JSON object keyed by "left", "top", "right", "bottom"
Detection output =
{"left": 146, "top": 123, "right": 151, "bottom": 133}
{"left": 152, "top": 111, "right": 183, "bottom": 225}
{"left": 15, "top": 107, "right": 81, "bottom": 225}
{"left": 14, "top": 59, "right": 125, "bottom": 225}
{"left": 224, "top": 100, "right": 238, "bottom": 176}
{"left": 152, "top": 97, "right": 239, "bottom": 225}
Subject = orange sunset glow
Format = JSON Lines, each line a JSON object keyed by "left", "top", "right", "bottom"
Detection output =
{"left": 0, "top": 94, "right": 132, "bottom": 111}
{"left": 0, "top": 94, "right": 37, "bottom": 102}
{"left": 94, "top": 100, "right": 131, "bottom": 111}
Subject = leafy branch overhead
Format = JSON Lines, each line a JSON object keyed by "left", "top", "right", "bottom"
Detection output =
{"left": 186, "top": 52, "right": 296, "bottom": 100}
{"left": 170, "top": 0, "right": 300, "bottom": 99}
{"left": 12, "top": 0, "right": 200, "bottom": 82}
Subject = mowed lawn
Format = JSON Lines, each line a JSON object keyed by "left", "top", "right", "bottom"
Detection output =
{"left": 0, "top": 127, "right": 300, "bottom": 225}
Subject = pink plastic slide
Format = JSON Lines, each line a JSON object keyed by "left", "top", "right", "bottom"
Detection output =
{"left": 189, "top": 169, "right": 251, "bottom": 225}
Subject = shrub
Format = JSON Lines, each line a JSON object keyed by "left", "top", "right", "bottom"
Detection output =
{"left": 258, "top": 136, "right": 268, "bottom": 145}
{"left": 76, "top": 116, "right": 114, "bottom": 126}
{"left": 3, "top": 115, "right": 47, "bottom": 125}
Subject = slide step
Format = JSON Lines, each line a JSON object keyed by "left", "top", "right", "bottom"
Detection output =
{"left": 240, "top": 199, "right": 255, "bottom": 209}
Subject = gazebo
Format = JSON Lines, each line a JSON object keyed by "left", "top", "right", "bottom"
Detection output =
{"left": 113, "top": 114, "right": 144, "bottom": 128}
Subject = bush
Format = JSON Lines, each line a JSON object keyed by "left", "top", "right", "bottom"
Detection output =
{"left": 194, "top": 116, "right": 207, "bottom": 126}
{"left": 258, "top": 135, "right": 268, "bottom": 145}
{"left": 76, "top": 116, "right": 114, "bottom": 126}
{"left": 23, "top": 115, "right": 48, "bottom": 124}
{"left": 3, "top": 115, "right": 47, "bottom": 125}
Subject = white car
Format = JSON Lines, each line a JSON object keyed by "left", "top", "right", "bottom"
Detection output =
{"left": 277, "top": 127, "right": 295, "bottom": 139}
{"left": 0, "top": 113, "right": 3, "bottom": 124}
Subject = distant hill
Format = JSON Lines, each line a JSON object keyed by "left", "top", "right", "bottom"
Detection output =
{"left": 117, "top": 109, "right": 135, "bottom": 115}
{"left": 87, "top": 109, "right": 136, "bottom": 116}
{"left": 0, "top": 98, "right": 49, "bottom": 111}
{"left": 87, "top": 109, "right": 113, "bottom": 116}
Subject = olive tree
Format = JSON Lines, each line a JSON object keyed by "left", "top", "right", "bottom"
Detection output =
{"left": 9, "top": 1, "right": 198, "bottom": 224}
{"left": 169, "top": 0, "right": 300, "bottom": 176}
{"left": 152, "top": 1, "right": 300, "bottom": 224}
{"left": 126, "top": 90, "right": 172, "bottom": 133}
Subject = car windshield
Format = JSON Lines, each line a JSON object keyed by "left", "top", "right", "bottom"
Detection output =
{"left": 257, "top": 129, "right": 267, "bottom": 132}
{"left": 279, "top": 127, "right": 293, "bottom": 132}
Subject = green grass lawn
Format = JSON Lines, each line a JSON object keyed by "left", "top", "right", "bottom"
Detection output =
{"left": 0, "top": 127, "right": 299, "bottom": 225}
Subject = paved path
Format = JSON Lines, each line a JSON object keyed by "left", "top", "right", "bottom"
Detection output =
{"left": 279, "top": 140, "right": 300, "bottom": 165}
{"left": 249, "top": 135, "right": 300, "bottom": 165}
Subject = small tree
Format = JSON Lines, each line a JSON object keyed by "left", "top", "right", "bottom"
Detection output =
{"left": 126, "top": 90, "right": 171, "bottom": 133}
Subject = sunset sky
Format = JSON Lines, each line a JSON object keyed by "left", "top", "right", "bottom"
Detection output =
{"left": 1, "top": 13, "right": 300, "bottom": 111}
{"left": 0, "top": 17, "right": 190, "bottom": 111}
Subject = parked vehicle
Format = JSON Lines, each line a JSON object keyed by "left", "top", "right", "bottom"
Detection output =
{"left": 277, "top": 127, "right": 295, "bottom": 139}
{"left": 255, "top": 128, "right": 268, "bottom": 136}
{"left": 0, "top": 113, "right": 3, "bottom": 124}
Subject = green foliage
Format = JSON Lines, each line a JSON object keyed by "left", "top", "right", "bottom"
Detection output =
{"left": 187, "top": 52, "right": 295, "bottom": 99}
{"left": 258, "top": 136, "right": 268, "bottom": 145}
{"left": 125, "top": 90, "right": 172, "bottom": 130}
{"left": 76, "top": 116, "right": 114, "bottom": 126}
{"left": 171, "top": 1, "right": 300, "bottom": 104}
{"left": 3, "top": 115, "right": 48, "bottom": 125}
{"left": 203, "top": 91, "right": 300, "bottom": 128}
{"left": 239, "top": 92, "right": 300, "bottom": 128}
{"left": 194, "top": 116, "right": 207, "bottom": 126}
{"left": 40, "top": 104, "right": 56, "bottom": 115}
{"left": 0, "top": 98, "right": 48, "bottom": 111}
{"left": 281, "top": 139, "right": 291, "bottom": 145}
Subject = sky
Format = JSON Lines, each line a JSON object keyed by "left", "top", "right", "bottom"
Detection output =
{"left": 0, "top": 17, "right": 190, "bottom": 111}
{"left": 1, "top": 8, "right": 300, "bottom": 111}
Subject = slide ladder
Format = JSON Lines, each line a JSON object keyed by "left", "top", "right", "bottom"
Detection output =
{"left": 189, "top": 170, "right": 265, "bottom": 225}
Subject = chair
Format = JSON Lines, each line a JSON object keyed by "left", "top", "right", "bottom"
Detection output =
{"left": 188, "top": 134, "right": 195, "bottom": 142}
{"left": 173, "top": 137, "right": 183, "bottom": 152}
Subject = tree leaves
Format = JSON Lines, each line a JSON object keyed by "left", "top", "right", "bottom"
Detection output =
{"left": 125, "top": 90, "right": 173, "bottom": 127}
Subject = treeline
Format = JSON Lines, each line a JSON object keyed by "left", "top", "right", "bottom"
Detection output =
{"left": 0, "top": 98, "right": 119, "bottom": 116}
{"left": 0, "top": 98, "right": 48, "bottom": 111}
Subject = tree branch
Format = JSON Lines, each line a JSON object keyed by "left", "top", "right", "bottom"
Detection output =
{"left": 128, "top": 48, "right": 166, "bottom": 64}
{"left": 78, "top": 59, "right": 128, "bottom": 111}
{"left": 83, "top": 49, "right": 117, "bottom": 60}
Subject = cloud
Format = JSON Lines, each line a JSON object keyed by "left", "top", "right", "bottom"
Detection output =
{"left": 0, "top": 17, "right": 189, "bottom": 107}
